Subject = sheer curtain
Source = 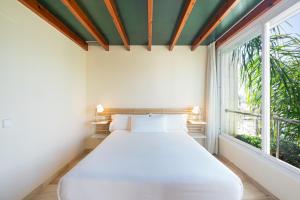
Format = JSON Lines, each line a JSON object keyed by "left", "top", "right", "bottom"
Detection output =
{"left": 206, "top": 42, "right": 220, "bottom": 154}
{"left": 219, "top": 50, "right": 239, "bottom": 135}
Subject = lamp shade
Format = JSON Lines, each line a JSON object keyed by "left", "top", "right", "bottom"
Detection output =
{"left": 192, "top": 105, "right": 200, "bottom": 114}
{"left": 96, "top": 104, "right": 104, "bottom": 113}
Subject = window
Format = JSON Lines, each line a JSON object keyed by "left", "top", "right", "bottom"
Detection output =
{"left": 221, "top": 35, "right": 263, "bottom": 149}
{"left": 269, "top": 12, "right": 300, "bottom": 168}
{"left": 220, "top": 3, "right": 300, "bottom": 169}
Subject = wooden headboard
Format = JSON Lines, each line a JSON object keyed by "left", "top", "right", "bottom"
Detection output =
{"left": 95, "top": 107, "right": 205, "bottom": 135}
{"left": 98, "top": 107, "right": 193, "bottom": 118}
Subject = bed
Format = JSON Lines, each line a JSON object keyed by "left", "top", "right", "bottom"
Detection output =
{"left": 58, "top": 114, "right": 243, "bottom": 200}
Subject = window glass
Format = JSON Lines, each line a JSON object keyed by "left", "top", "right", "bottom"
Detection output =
{"left": 269, "top": 12, "right": 300, "bottom": 168}
{"left": 221, "top": 35, "right": 263, "bottom": 149}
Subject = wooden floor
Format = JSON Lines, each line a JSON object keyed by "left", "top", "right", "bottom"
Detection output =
{"left": 27, "top": 153, "right": 277, "bottom": 200}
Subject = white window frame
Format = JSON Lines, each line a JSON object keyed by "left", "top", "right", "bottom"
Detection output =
{"left": 261, "top": 22, "right": 270, "bottom": 155}
{"left": 218, "top": 0, "right": 300, "bottom": 174}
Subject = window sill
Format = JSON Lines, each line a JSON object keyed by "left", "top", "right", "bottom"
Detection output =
{"left": 219, "top": 134, "right": 300, "bottom": 176}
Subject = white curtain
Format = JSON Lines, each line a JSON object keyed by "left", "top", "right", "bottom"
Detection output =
{"left": 206, "top": 42, "right": 220, "bottom": 154}
{"left": 219, "top": 50, "right": 239, "bottom": 135}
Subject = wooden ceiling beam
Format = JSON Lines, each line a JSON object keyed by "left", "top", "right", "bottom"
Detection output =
{"left": 148, "top": 0, "right": 153, "bottom": 51}
{"left": 104, "top": 0, "right": 130, "bottom": 50}
{"left": 18, "top": 0, "right": 88, "bottom": 51}
{"left": 191, "top": 0, "right": 239, "bottom": 51}
{"left": 169, "top": 0, "right": 196, "bottom": 51}
{"left": 61, "top": 0, "right": 109, "bottom": 51}
{"left": 216, "top": 0, "right": 282, "bottom": 48}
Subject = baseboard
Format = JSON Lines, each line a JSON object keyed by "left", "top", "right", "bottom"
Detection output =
{"left": 218, "top": 155, "right": 279, "bottom": 200}
{"left": 23, "top": 151, "right": 86, "bottom": 200}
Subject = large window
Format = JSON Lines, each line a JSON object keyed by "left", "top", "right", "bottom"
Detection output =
{"left": 220, "top": 6, "right": 300, "bottom": 169}
{"left": 221, "top": 35, "right": 263, "bottom": 149}
{"left": 269, "top": 12, "right": 300, "bottom": 168}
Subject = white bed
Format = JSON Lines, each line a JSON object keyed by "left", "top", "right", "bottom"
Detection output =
{"left": 58, "top": 130, "right": 243, "bottom": 200}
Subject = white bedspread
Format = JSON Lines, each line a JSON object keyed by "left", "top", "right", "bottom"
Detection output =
{"left": 58, "top": 131, "right": 243, "bottom": 200}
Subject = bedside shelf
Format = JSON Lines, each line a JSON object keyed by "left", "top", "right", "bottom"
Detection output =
{"left": 91, "top": 120, "right": 109, "bottom": 125}
{"left": 188, "top": 120, "right": 207, "bottom": 125}
{"left": 189, "top": 133, "right": 207, "bottom": 139}
{"left": 90, "top": 133, "right": 109, "bottom": 139}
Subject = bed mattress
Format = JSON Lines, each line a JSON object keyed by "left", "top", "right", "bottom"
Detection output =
{"left": 58, "top": 131, "right": 243, "bottom": 200}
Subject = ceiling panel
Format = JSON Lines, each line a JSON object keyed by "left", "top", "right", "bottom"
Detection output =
{"left": 115, "top": 0, "right": 148, "bottom": 45}
{"left": 202, "top": 0, "right": 262, "bottom": 45}
{"left": 177, "top": 0, "right": 222, "bottom": 45}
{"left": 76, "top": 0, "right": 121, "bottom": 44}
{"left": 38, "top": 0, "right": 94, "bottom": 41}
{"left": 152, "top": 0, "right": 186, "bottom": 45}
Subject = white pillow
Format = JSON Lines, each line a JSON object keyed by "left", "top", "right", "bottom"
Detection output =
{"left": 130, "top": 115, "right": 166, "bottom": 133}
{"left": 109, "top": 114, "right": 131, "bottom": 132}
{"left": 164, "top": 114, "right": 188, "bottom": 132}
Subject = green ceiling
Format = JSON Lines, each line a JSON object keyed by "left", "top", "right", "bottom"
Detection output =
{"left": 38, "top": 0, "right": 262, "bottom": 46}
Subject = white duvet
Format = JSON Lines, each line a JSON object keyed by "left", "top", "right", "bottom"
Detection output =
{"left": 58, "top": 131, "right": 243, "bottom": 200}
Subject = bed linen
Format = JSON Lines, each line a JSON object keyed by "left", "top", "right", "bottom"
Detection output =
{"left": 58, "top": 131, "right": 243, "bottom": 200}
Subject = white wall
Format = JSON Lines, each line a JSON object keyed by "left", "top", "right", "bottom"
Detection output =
{"left": 0, "top": 1, "right": 87, "bottom": 199}
{"left": 87, "top": 45, "right": 207, "bottom": 117}
{"left": 219, "top": 136, "right": 300, "bottom": 200}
